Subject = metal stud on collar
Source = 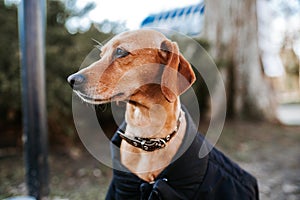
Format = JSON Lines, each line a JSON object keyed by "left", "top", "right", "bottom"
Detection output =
{"left": 117, "top": 111, "right": 182, "bottom": 152}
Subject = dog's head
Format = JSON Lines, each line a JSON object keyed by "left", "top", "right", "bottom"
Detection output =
{"left": 67, "top": 29, "right": 196, "bottom": 104}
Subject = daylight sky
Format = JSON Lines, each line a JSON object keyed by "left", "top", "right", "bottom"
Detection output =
{"left": 76, "top": 0, "right": 200, "bottom": 30}
{"left": 5, "top": 0, "right": 300, "bottom": 58}
{"left": 5, "top": 0, "right": 300, "bottom": 33}
{"left": 69, "top": 0, "right": 300, "bottom": 29}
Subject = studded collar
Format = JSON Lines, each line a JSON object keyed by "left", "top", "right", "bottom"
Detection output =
{"left": 117, "top": 112, "right": 182, "bottom": 152}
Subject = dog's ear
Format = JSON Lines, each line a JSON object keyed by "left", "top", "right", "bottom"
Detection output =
{"left": 160, "top": 40, "right": 196, "bottom": 102}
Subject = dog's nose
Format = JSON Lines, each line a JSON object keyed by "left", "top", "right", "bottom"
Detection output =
{"left": 67, "top": 74, "right": 85, "bottom": 88}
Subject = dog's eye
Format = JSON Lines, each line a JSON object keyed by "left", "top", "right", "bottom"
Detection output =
{"left": 115, "top": 47, "right": 129, "bottom": 58}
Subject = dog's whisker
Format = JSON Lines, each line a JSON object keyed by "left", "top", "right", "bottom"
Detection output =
{"left": 91, "top": 38, "right": 103, "bottom": 46}
{"left": 92, "top": 38, "right": 103, "bottom": 51}
{"left": 94, "top": 45, "right": 102, "bottom": 51}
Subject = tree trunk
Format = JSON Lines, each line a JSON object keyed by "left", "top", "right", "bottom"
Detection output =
{"left": 203, "top": 0, "right": 277, "bottom": 121}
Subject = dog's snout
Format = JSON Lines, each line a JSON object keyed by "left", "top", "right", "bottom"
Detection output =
{"left": 67, "top": 74, "right": 85, "bottom": 88}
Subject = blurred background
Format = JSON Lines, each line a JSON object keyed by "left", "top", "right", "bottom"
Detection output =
{"left": 0, "top": 0, "right": 300, "bottom": 199}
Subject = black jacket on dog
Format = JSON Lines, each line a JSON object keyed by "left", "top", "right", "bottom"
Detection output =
{"left": 106, "top": 107, "right": 259, "bottom": 200}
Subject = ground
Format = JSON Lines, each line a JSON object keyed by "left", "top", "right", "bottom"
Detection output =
{"left": 0, "top": 121, "right": 300, "bottom": 200}
{"left": 218, "top": 121, "right": 300, "bottom": 200}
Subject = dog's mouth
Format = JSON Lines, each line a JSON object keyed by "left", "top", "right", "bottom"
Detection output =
{"left": 74, "top": 90, "right": 126, "bottom": 105}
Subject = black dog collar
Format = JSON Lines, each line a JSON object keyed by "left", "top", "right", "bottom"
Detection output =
{"left": 117, "top": 112, "right": 182, "bottom": 152}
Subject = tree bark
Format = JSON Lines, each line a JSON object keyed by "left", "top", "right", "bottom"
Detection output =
{"left": 203, "top": 0, "right": 277, "bottom": 121}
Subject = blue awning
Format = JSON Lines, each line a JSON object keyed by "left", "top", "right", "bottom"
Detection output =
{"left": 141, "top": 2, "right": 205, "bottom": 25}
{"left": 141, "top": 15, "right": 155, "bottom": 26}
{"left": 140, "top": 1, "right": 205, "bottom": 37}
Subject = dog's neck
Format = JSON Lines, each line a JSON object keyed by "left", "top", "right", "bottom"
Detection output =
{"left": 120, "top": 85, "right": 186, "bottom": 182}
{"left": 124, "top": 84, "right": 181, "bottom": 139}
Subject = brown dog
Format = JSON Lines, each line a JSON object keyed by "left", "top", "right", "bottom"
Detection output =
{"left": 68, "top": 29, "right": 195, "bottom": 182}
{"left": 68, "top": 29, "right": 259, "bottom": 200}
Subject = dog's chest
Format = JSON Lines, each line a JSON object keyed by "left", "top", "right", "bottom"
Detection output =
{"left": 120, "top": 140, "right": 180, "bottom": 182}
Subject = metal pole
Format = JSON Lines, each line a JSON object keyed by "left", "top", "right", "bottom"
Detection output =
{"left": 18, "top": 0, "right": 49, "bottom": 199}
